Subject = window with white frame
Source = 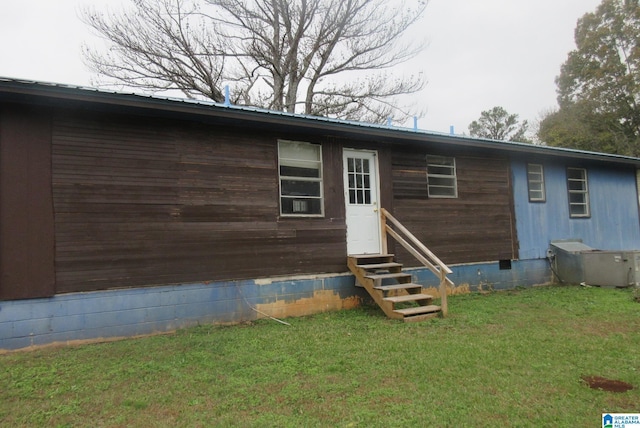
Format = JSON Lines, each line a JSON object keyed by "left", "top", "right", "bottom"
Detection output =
{"left": 278, "top": 140, "right": 323, "bottom": 216}
{"left": 567, "top": 167, "right": 590, "bottom": 217}
{"left": 426, "top": 155, "right": 457, "bottom": 198}
{"left": 527, "top": 164, "right": 545, "bottom": 202}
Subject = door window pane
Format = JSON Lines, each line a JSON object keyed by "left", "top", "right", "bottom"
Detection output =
{"left": 346, "top": 157, "right": 372, "bottom": 205}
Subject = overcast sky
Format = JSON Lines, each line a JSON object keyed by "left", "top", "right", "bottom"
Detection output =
{"left": 0, "top": 0, "right": 602, "bottom": 135}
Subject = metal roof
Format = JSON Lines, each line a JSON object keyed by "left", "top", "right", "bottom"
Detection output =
{"left": 1, "top": 76, "right": 639, "bottom": 166}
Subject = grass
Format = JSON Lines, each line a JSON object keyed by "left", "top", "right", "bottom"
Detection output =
{"left": 1, "top": 285, "right": 639, "bottom": 427}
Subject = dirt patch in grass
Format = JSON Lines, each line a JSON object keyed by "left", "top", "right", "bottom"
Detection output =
{"left": 582, "top": 376, "right": 634, "bottom": 392}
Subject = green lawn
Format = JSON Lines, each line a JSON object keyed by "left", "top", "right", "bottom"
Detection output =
{"left": 1, "top": 285, "right": 639, "bottom": 427}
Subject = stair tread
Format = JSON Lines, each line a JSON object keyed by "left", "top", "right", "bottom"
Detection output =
{"left": 365, "top": 272, "right": 411, "bottom": 280}
{"left": 348, "top": 253, "right": 394, "bottom": 259}
{"left": 383, "top": 293, "right": 433, "bottom": 303}
{"left": 358, "top": 262, "right": 403, "bottom": 270}
{"left": 374, "top": 283, "right": 422, "bottom": 291}
{"left": 403, "top": 313, "right": 440, "bottom": 323}
{"left": 394, "top": 305, "right": 441, "bottom": 316}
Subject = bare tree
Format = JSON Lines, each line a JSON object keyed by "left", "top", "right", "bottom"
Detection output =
{"left": 81, "top": 0, "right": 427, "bottom": 122}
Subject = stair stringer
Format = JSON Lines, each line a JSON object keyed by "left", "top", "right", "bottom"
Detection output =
{"left": 347, "top": 257, "right": 404, "bottom": 320}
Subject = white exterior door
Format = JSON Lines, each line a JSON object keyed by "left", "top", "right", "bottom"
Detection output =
{"left": 343, "top": 149, "right": 381, "bottom": 255}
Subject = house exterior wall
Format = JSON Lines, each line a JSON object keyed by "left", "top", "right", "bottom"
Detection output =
{"left": 0, "top": 259, "right": 550, "bottom": 351}
{"left": 47, "top": 107, "right": 522, "bottom": 296}
{"left": 0, "top": 274, "right": 365, "bottom": 351}
{"left": 0, "top": 101, "right": 533, "bottom": 297}
{"left": 410, "top": 258, "right": 551, "bottom": 293}
{"left": 52, "top": 109, "right": 348, "bottom": 293}
{"left": 0, "top": 105, "right": 55, "bottom": 300}
{"left": 512, "top": 159, "right": 640, "bottom": 260}
{"left": 389, "top": 148, "right": 517, "bottom": 265}
{"left": 3, "top": 79, "right": 638, "bottom": 350}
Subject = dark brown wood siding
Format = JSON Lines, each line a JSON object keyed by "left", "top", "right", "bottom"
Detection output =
{"left": 52, "top": 111, "right": 346, "bottom": 293}
{"left": 390, "top": 149, "right": 516, "bottom": 265}
{"left": 0, "top": 105, "right": 55, "bottom": 300}
{"left": 1, "top": 101, "right": 519, "bottom": 296}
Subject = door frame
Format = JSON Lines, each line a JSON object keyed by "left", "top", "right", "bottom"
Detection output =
{"left": 343, "top": 148, "right": 383, "bottom": 255}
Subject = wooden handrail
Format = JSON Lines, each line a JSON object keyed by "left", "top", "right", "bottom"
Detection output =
{"left": 380, "top": 208, "right": 450, "bottom": 316}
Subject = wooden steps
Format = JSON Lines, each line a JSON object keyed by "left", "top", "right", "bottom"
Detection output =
{"left": 366, "top": 272, "right": 412, "bottom": 281}
{"left": 347, "top": 254, "right": 443, "bottom": 323}
{"left": 384, "top": 293, "right": 433, "bottom": 303}
{"left": 375, "top": 283, "right": 422, "bottom": 292}
{"left": 358, "top": 262, "right": 403, "bottom": 270}
{"left": 394, "top": 305, "right": 441, "bottom": 316}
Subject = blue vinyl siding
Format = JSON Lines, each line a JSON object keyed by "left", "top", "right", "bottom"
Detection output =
{"left": 512, "top": 160, "right": 640, "bottom": 259}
